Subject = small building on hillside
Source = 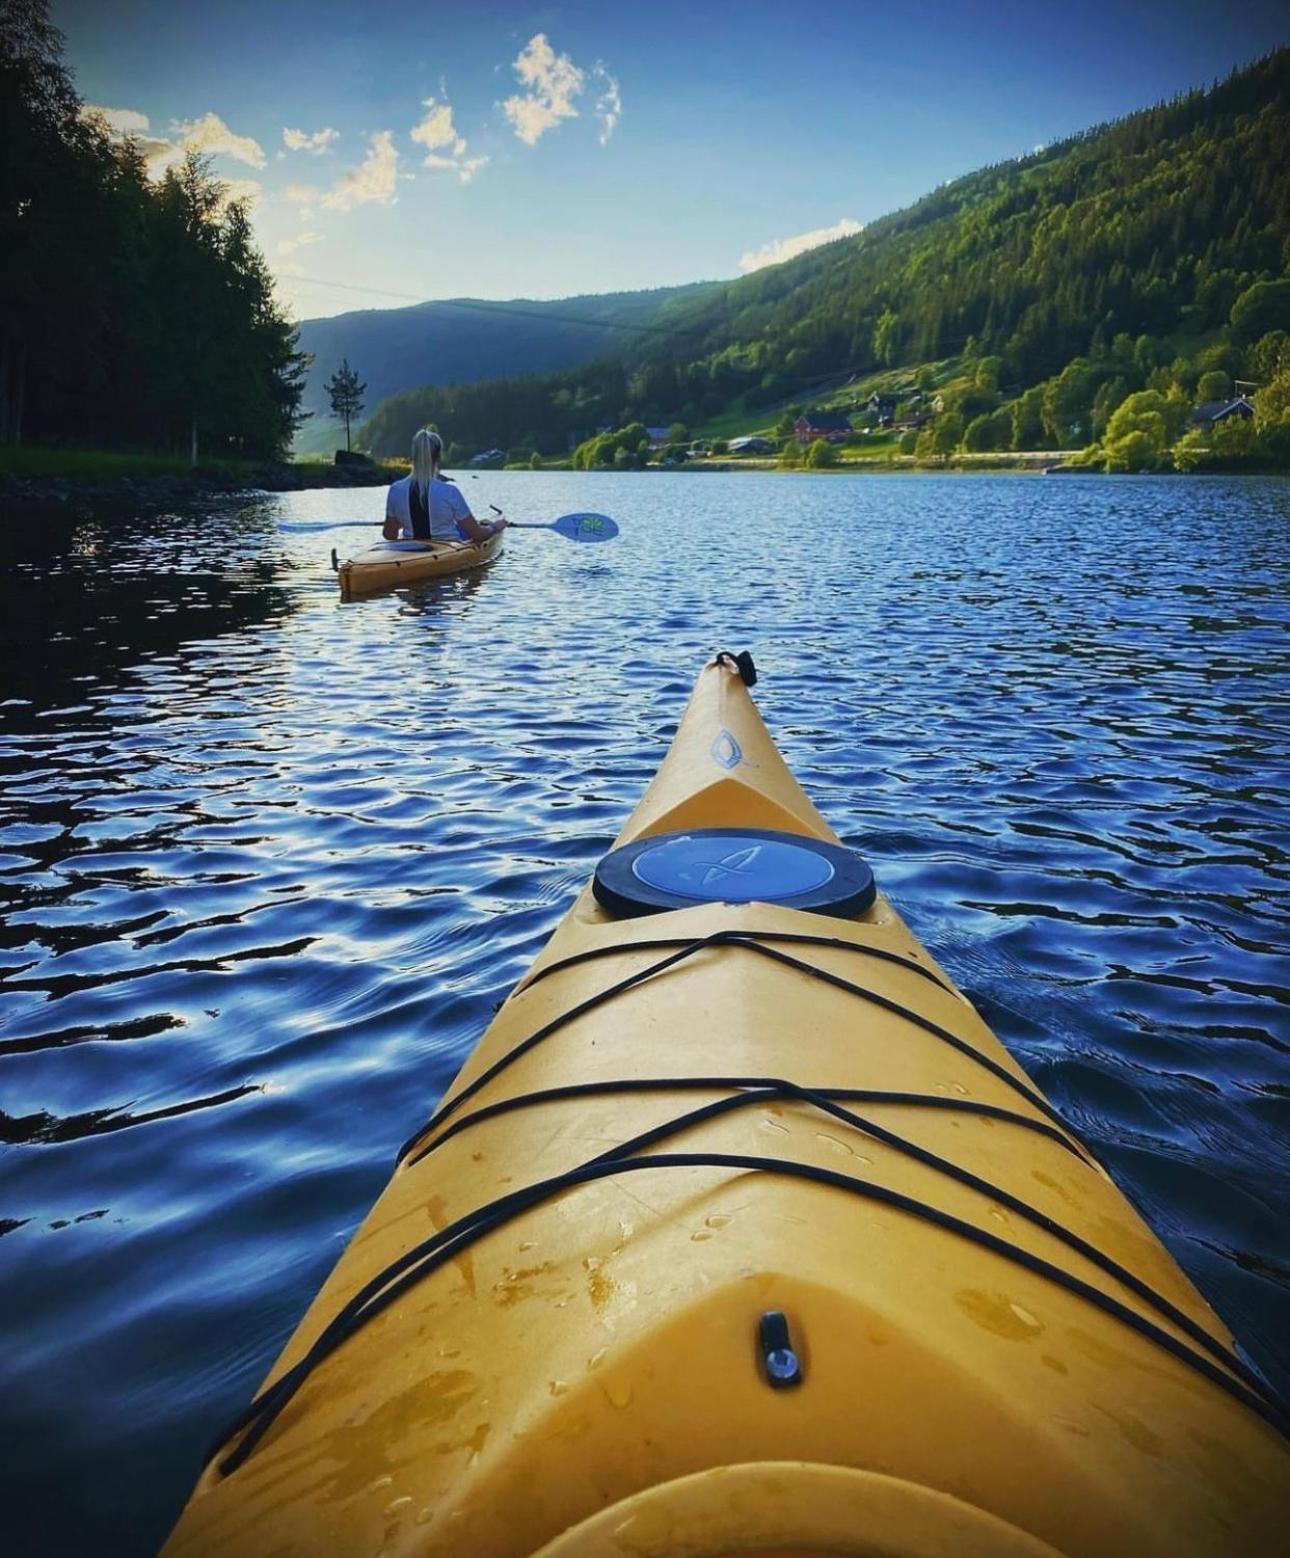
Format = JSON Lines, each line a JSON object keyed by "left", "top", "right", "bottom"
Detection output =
{"left": 894, "top": 413, "right": 929, "bottom": 432}
{"left": 861, "top": 390, "right": 897, "bottom": 429}
{"left": 729, "top": 436, "right": 775, "bottom": 455}
{"left": 794, "top": 410, "right": 853, "bottom": 445}
{"left": 469, "top": 448, "right": 505, "bottom": 465}
{"left": 646, "top": 426, "right": 672, "bottom": 449}
{"left": 1190, "top": 396, "right": 1254, "bottom": 426}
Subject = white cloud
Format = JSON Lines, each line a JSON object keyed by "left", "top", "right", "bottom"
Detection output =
{"left": 218, "top": 177, "right": 263, "bottom": 211}
{"left": 502, "top": 33, "right": 585, "bottom": 145}
{"left": 171, "top": 112, "right": 266, "bottom": 169}
{"left": 82, "top": 104, "right": 150, "bottom": 136}
{"left": 276, "top": 230, "right": 319, "bottom": 255}
{"left": 283, "top": 126, "right": 339, "bottom": 155}
{"left": 592, "top": 66, "right": 621, "bottom": 145}
{"left": 82, "top": 104, "right": 268, "bottom": 183}
{"left": 738, "top": 218, "right": 863, "bottom": 274}
{"left": 411, "top": 98, "right": 464, "bottom": 156}
{"left": 422, "top": 151, "right": 490, "bottom": 184}
{"left": 411, "top": 96, "right": 489, "bottom": 182}
{"left": 322, "top": 130, "right": 399, "bottom": 211}
{"left": 285, "top": 183, "right": 319, "bottom": 204}
{"left": 80, "top": 104, "right": 177, "bottom": 174}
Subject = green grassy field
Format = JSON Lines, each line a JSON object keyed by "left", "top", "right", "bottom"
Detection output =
{"left": 689, "top": 356, "right": 964, "bottom": 447}
{"left": 0, "top": 445, "right": 265, "bottom": 480}
{"left": 290, "top": 415, "right": 348, "bottom": 460}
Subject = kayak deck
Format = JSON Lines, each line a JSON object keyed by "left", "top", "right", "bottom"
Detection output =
{"left": 337, "top": 530, "right": 503, "bottom": 600}
{"left": 166, "top": 657, "right": 1288, "bottom": 1557}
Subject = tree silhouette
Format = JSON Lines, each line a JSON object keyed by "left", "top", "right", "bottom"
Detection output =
{"left": 326, "top": 359, "right": 366, "bottom": 451}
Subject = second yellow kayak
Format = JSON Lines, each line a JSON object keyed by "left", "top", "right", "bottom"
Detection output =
{"left": 165, "top": 653, "right": 1288, "bottom": 1556}
{"left": 336, "top": 530, "right": 504, "bottom": 600}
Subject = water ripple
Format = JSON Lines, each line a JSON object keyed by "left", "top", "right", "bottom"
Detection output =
{"left": 0, "top": 472, "right": 1287, "bottom": 1553}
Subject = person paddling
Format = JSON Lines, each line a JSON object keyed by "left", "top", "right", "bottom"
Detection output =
{"left": 383, "top": 429, "right": 507, "bottom": 545}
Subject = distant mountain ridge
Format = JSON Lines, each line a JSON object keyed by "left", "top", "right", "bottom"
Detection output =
{"left": 294, "top": 283, "right": 716, "bottom": 427}
{"left": 358, "top": 49, "right": 1290, "bottom": 465}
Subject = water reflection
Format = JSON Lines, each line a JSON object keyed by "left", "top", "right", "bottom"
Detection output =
{"left": 0, "top": 473, "right": 1286, "bottom": 1554}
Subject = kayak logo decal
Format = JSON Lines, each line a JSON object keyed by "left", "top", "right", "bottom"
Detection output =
{"left": 576, "top": 515, "right": 606, "bottom": 536}
{"left": 710, "top": 729, "right": 742, "bottom": 769}
{"left": 699, "top": 845, "right": 761, "bottom": 887}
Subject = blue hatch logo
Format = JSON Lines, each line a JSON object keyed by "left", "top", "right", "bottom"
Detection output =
{"left": 700, "top": 845, "right": 761, "bottom": 886}
{"left": 710, "top": 729, "right": 742, "bottom": 770}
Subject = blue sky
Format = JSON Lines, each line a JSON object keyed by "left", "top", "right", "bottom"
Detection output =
{"left": 55, "top": 0, "right": 1288, "bottom": 321}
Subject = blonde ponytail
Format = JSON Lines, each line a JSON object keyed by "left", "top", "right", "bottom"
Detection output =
{"left": 411, "top": 428, "right": 442, "bottom": 497}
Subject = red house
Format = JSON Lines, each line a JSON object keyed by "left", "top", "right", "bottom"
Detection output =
{"left": 794, "top": 410, "right": 853, "bottom": 444}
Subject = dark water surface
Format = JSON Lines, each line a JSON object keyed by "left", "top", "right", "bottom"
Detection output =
{"left": 1, "top": 472, "right": 1287, "bottom": 1553}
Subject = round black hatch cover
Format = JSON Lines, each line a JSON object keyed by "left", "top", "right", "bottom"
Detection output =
{"left": 593, "top": 827, "right": 876, "bottom": 919}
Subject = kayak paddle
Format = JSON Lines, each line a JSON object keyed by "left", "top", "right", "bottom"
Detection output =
{"left": 492, "top": 509, "right": 619, "bottom": 543}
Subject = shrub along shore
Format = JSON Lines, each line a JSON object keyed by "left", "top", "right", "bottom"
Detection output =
{"left": 0, "top": 449, "right": 400, "bottom": 513}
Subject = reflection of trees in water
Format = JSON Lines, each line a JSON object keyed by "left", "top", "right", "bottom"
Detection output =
{"left": 0, "top": 1081, "right": 259, "bottom": 1147}
{"left": 0, "top": 501, "right": 296, "bottom": 708}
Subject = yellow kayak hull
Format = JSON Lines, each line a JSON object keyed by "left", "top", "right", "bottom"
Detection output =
{"left": 165, "top": 657, "right": 1288, "bottom": 1556}
{"left": 337, "top": 531, "right": 503, "bottom": 600}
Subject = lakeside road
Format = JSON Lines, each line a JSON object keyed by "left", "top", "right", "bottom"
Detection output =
{"left": 683, "top": 450, "right": 1069, "bottom": 473}
{"left": 6, "top": 449, "right": 1274, "bottom": 511}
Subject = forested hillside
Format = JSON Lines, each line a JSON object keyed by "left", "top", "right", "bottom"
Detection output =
{"left": 296, "top": 284, "right": 714, "bottom": 419}
{"left": 363, "top": 50, "right": 1290, "bottom": 469}
{"left": 1, "top": 1, "right": 304, "bottom": 459}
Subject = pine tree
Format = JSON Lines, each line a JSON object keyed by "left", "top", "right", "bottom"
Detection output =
{"left": 326, "top": 359, "right": 366, "bottom": 451}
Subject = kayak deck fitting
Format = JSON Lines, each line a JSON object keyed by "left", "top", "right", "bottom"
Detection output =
{"left": 335, "top": 529, "right": 504, "bottom": 600}
{"left": 165, "top": 654, "right": 1288, "bottom": 1557}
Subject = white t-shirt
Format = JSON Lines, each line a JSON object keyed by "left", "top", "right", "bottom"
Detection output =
{"left": 386, "top": 475, "right": 473, "bottom": 541}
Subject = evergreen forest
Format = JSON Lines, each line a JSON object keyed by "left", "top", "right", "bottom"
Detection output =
{"left": 1, "top": 0, "right": 305, "bottom": 460}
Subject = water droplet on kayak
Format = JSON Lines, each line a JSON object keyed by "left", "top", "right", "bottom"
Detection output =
{"left": 691, "top": 1229, "right": 712, "bottom": 1242}
{"left": 705, "top": 1213, "right": 730, "bottom": 1229}
{"left": 549, "top": 1379, "right": 569, "bottom": 1397}
{"left": 383, "top": 1496, "right": 412, "bottom": 1517}
{"left": 519, "top": 1240, "right": 536, "bottom": 1252}
{"left": 370, "top": 1476, "right": 393, "bottom": 1492}
{"left": 603, "top": 1378, "right": 633, "bottom": 1409}
{"left": 955, "top": 1288, "right": 1044, "bottom": 1340}
{"left": 415, "top": 1507, "right": 434, "bottom": 1526}
{"left": 1094, "top": 1404, "right": 1163, "bottom": 1457}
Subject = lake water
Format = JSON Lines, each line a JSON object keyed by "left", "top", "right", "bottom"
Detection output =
{"left": 1, "top": 471, "right": 1287, "bottom": 1553}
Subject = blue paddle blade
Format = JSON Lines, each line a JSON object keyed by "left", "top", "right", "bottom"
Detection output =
{"left": 550, "top": 511, "right": 619, "bottom": 542}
